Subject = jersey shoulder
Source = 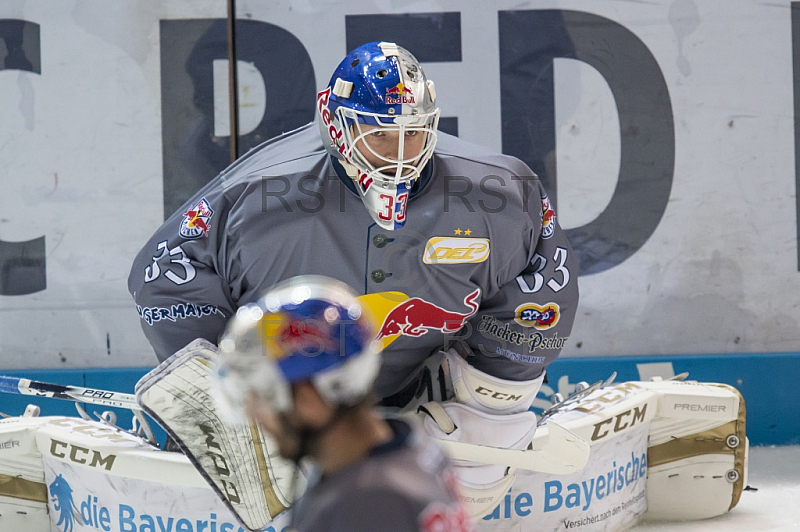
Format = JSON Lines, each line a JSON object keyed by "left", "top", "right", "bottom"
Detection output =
{"left": 433, "top": 132, "right": 536, "bottom": 178}
{"left": 219, "top": 122, "right": 327, "bottom": 190}
{"left": 430, "top": 132, "right": 546, "bottom": 224}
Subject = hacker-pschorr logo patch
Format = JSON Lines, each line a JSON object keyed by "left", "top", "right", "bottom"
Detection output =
{"left": 180, "top": 198, "right": 214, "bottom": 239}
{"left": 49, "top": 474, "right": 84, "bottom": 532}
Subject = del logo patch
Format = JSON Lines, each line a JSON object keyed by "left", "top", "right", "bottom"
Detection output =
{"left": 423, "top": 237, "right": 490, "bottom": 264}
{"left": 180, "top": 198, "right": 214, "bottom": 239}
{"left": 515, "top": 302, "right": 560, "bottom": 330}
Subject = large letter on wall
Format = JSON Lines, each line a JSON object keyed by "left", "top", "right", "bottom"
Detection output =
{"left": 0, "top": 19, "right": 45, "bottom": 295}
{"left": 499, "top": 10, "right": 674, "bottom": 275}
{"left": 160, "top": 19, "right": 315, "bottom": 217}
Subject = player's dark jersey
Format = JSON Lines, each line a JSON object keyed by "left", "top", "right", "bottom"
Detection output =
{"left": 128, "top": 123, "right": 579, "bottom": 397}
{"left": 289, "top": 418, "right": 472, "bottom": 532}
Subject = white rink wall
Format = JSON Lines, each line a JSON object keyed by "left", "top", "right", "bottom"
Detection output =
{"left": 0, "top": 1, "right": 798, "bottom": 372}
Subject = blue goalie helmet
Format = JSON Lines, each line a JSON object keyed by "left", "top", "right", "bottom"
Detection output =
{"left": 316, "top": 41, "right": 440, "bottom": 230}
{"left": 215, "top": 275, "right": 381, "bottom": 415}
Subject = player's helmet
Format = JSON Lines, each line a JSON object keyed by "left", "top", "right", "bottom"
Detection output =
{"left": 317, "top": 41, "right": 440, "bottom": 230}
{"left": 215, "top": 275, "right": 381, "bottom": 416}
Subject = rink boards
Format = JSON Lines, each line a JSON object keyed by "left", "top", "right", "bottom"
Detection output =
{"left": 0, "top": 378, "right": 747, "bottom": 532}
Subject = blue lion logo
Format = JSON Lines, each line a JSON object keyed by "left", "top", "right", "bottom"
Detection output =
{"left": 49, "top": 474, "right": 83, "bottom": 532}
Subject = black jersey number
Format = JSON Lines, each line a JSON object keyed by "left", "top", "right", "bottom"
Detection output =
{"left": 515, "top": 246, "right": 570, "bottom": 293}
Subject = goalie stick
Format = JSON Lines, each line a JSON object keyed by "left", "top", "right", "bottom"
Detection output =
{"left": 0, "top": 372, "right": 591, "bottom": 476}
{"left": 0, "top": 371, "right": 592, "bottom": 475}
{"left": 537, "top": 372, "right": 617, "bottom": 425}
{"left": 0, "top": 375, "right": 158, "bottom": 445}
{"left": 0, "top": 375, "right": 141, "bottom": 411}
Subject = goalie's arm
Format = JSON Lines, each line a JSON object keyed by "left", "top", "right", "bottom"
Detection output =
{"left": 127, "top": 188, "right": 237, "bottom": 362}
{"left": 128, "top": 248, "right": 234, "bottom": 361}
{"left": 461, "top": 177, "right": 579, "bottom": 382}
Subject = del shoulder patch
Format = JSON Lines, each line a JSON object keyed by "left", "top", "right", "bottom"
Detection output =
{"left": 423, "top": 237, "right": 490, "bottom": 265}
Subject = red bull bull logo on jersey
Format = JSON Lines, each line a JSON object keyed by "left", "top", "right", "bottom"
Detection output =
{"left": 385, "top": 82, "right": 415, "bottom": 105}
{"left": 377, "top": 289, "right": 480, "bottom": 340}
{"left": 180, "top": 198, "right": 214, "bottom": 239}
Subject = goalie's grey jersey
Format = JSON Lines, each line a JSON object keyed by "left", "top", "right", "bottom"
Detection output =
{"left": 289, "top": 419, "right": 472, "bottom": 532}
{"left": 128, "top": 123, "right": 579, "bottom": 397}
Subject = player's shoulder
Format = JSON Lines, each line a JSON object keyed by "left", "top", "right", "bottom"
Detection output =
{"left": 356, "top": 419, "right": 453, "bottom": 492}
{"left": 430, "top": 132, "right": 545, "bottom": 220}
{"left": 433, "top": 131, "right": 536, "bottom": 179}
{"left": 219, "top": 122, "right": 327, "bottom": 190}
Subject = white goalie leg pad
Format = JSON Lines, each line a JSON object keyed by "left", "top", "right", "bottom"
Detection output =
{"left": 135, "top": 339, "right": 301, "bottom": 531}
{"left": 445, "top": 347, "right": 544, "bottom": 415}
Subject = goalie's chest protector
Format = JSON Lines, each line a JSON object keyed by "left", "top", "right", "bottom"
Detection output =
{"left": 226, "top": 154, "right": 511, "bottom": 397}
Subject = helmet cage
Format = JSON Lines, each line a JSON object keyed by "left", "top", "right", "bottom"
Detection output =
{"left": 336, "top": 106, "right": 440, "bottom": 189}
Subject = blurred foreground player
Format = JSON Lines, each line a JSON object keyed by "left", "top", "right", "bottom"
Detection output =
{"left": 130, "top": 41, "right": 579, "bottom": 516}
{"left": 215, "top": 275, "right": 472, "bottom": 532}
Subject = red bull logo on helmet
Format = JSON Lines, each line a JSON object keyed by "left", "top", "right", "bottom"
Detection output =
{"left": 258, "top": 312, "right": 341, "bottom": 360}
{"left": 377, "top": 288, "right": 481, "bottom": 340}
{"left": 385, "top": 82, "right": 415, "bottom": 105}
{"left": 317, "top": 87, "right": 374, "bottom": 192}
{"left": 180, "top": 198, "right": 214, "bottom": 239}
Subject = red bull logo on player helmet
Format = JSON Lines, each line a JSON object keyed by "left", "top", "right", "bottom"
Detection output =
{"left": 257, "top": 311, "right": 341, "bottom": 360}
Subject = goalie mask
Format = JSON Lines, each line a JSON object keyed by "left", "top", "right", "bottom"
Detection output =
{"left": 317, "top": 41, "right": 440, "bottom": 230}
{"left": 216, "top": 275, "right": 381, "bottom": 417}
